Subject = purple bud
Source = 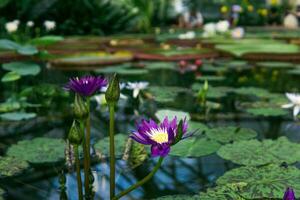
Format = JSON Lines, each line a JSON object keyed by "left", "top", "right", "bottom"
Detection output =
{"left": 283, "top": 187, "right": 296, "bottom": 200}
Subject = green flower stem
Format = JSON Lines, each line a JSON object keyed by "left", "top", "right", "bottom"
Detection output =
{"left": 74, "top": 144, "right": 83, "bottom": 200}
{"left": 81, "top": 121, "right": 90, "bottom": 198}
{"left": 83, "top": 97, "right": 91, "bottom": 197}
{"left": 113, "top": 157, "right": 164, "bottom": 200}
{"left": 109, "top": 103, "right": 116, "bottom": 199}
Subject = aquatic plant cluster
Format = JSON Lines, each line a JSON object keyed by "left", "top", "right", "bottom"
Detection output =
{"left": 64, "top": 75, "right": 189, "bottom": 199}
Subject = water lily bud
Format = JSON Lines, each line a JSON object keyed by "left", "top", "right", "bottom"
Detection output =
{"left": 179, "top": 60, "right": 187, "bottom": 68}
{"left": 204, "top": 80, "right": 209, "bottom": 91}
{"left": 173, "top": 120, "right": 184, "bottom": 145}
{"left": 68, "top": 120, "right": 83, "bottom": 145}
{"left": 105, "top": 74, "right": 120, "bottom": 104}
{"left": 74, "top": 93, "right": 88, "bottom": 120}
{"left": 195, "top": 59, "right": 203, "bottom": 67}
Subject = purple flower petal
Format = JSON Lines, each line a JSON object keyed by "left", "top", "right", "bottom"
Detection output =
{"left": 283, "top": 187, "right": 296, "bottom": 200}
{"left": 151, "top": 144, "right": 170, "bottom": 157}
{"left": 64, "top": 76, "right": 107, "bottom": 97}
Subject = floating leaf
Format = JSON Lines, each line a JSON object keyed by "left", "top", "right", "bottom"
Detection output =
{"left": 0, "top": 101, "right": 21, "bottom": 113}
{"left": 94, "top": 134, "right": 128, "bottom": 158}
{"left": 155, "top": 109, "right": 191, "bottom": 122}
{"left": 188, "top": 121, "right": 208, "bottom": 133}
{"left": 30, "top": 36, "right": 64, "bottom": 46}
{"left": 256, "top": 61, "right": 294, "bottom": 69}
{"left": 217, "top": 137, "right": 300, "bottom": 166}
{"left": 233, "top": 87, "right": 271, "bottom": 98}
{"left": 170, "top": 137, "right": 221, "bottom": 157}
{"left": 7, "top": 138, "right": 65, "bottom": 164}
{"left": 145, "top": 62, "right": 176, "bottom": 70}
{"left": 0, "top": 39, "right": 20, "bottom": 50}
{"left": 154, "top": 195, "right": 200, "bottom": 200}
{"left": 192, "top": 83, "right": 229, "bottom": 99}
{"left": 206, "top": 126, "right": 257, "bottom": 143}
{"left": 196, "top": 75, "right": 225, "bottom": 82}
{"left": 0, "top": 156, "right": 29, "bottom": 177}
{"left": 1, "top": 71, "right": 21, "bottom": 82}
{"left": 217, "top": 164, "right": 300, "bottom": 199}
{"left": 0, "top": 112, "right": 36, "bottom": 121}
{"left": 200, "top": 185, "right": 246, "bottom": 200}
{"left": 246, "top": 107, "right": 288, "bottom": 117}
{"left": 16, "top": 45, "right": 38, "bottom": 55}
{"left": 2, "top": 62, "right": 41, "bottom": 76}
{"left": 147, "top": 86, "right": 187, "bottom": 103}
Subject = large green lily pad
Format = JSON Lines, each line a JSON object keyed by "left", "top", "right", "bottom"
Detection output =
{"left": 192, "top": 83, "right": 229, "bottom": 99}
{"left": 0, "top": 101, "right": 21, "bottom": 113}
{"left": 2, "top": 62, "right": 41, "bottom": 76}
{"left": 154, "top": 195, "right": 199, "bottom": 200}
{"left": 200, "top": 185, "right": 245, "bottom": 200}
{"left": 0, "top": 156, "right": 29, "bottom": 177}
{"left": 94, "top": 134, "right": 128, "bottom": 158}
{"left": 216, "top": 164, "right": 300, "bottom": 199}
{"left": 206, "top": 126, "right": 257, "bottom": 143}
{"left": 145, "top": 62, "right": 176, "bottom": 70}
{"left": 216, "top": 42, "right": 299, "bottom": 57}
{"left": 170, "top": 137, "right": 221, "bottom": 157}
{"left": 155, "top": 109, "right": 191, "bottom": 122}
{"left": 188, "top": 121, "right": 208, "bottom": 133}
{"left": 7, "top": 138, "right": 65, "bottom": 164}
{"left": 217, "top": 137, "right": 300, "bottom": 166}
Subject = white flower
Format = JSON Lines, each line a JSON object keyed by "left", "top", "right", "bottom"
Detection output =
{"left": 216, "top": 20, "right": 230, "bottom": 33}
{"left": 126, "top": 82, "right": 149, "bottom": 98}
{"left": 44, "top": 20, "right": 56, "bottom": 31}
{"left": 232, "top": 5, "right": 242, "bottom": 13}
{"left": 13, "top": 20, "right": 20, "bottom": 25}
{"left": 26, "top": 21, "right": 34, "bottom": 27}
{"left": 202, "top": 23, "right": 216, "bottom": 37}
{"left": 282, "top": 93, "right": 300, "bottom": 119}
{"left": 178, "top": 31, "right": 195, "bottom": 39}
{"left": 231, "top": 27, "right": 245, "bottom": 39}
{"left": 5, "top": 21, "right": 18, "bottom": 33}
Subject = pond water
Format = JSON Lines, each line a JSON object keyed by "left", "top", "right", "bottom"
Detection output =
{"left": 1, "top": 36, "right": 300, "bottom": 200}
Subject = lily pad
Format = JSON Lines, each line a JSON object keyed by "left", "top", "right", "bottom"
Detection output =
{"left": 216, "top": 164, "right": 300, "bottom": 199}
{"left": 30, "top": 36, "right": 64, "bottom": 46}
{"left": 217, "top": 137, "right": 300, "bottom": 166}
{"left": 201, "top": 64, "right": 227, "bottom": 73}
{"left": 94, "top": 134, "right": 128, "bottom": 158}
{"left": 0, "top": 39, "right": 20, "bottom": 50}
{"left": 154, "top": 195, "right": 199, "bottom": 200}
{"left": 192, "top": 83, "right": 229, "bottom": 99}
{"left": 2, "top": 62, "right": 41, "bottom": 76}
{"left": 7, "top": 138, "right": 65, "bottom": 164}
{"left": 17, "top": 45, "right": 38, "bottom": 55}
{"left": 200, "top": 185, "right": 245, "bottom": 200}
{"left": 188, "top": 121, "right": 208, "bottom": 133}
{"left": 233, "top": 87, "right": 271, "bottom": 99}
{"left": 0, "top": 112, "right": 36, "bottom": 121}
{"left": 246, "top": 107, "right": 288, "bottom": 117}
{"left": 155, "top": 109, "right": 191, "bottom": 122}
{"left": 147, "top": 86, "right": 187, "bottom": 103}
{"left": 0, "top": 101, "right": 21, "bottom": 113}
{"left": 170, "top": 137, "right": 221, "bottom": 157}
{"left": 1, "top": 71, "right": 21, "bottom": 82}
{"left": 206, "top": 126, "right": 257, "bottom": 143}
{"left": 196, "top": 75, "right": 225, "bottom": 82}
{"left": 0, "top": 156, "right": 29, "bottom": 177}
{"left": 256, "top": 61, "right": 294, "bottom": 69}
{"left": 145, "top": 62, "right": 176, "bottom": 70}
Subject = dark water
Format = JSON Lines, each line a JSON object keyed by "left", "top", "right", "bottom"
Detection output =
{"left": 0, "top": 60, "right": 299, "bottom": 200}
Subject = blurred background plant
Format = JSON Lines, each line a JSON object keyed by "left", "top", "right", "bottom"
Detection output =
{"left": 0, "top": 0, "right": 296, "bottom": 38}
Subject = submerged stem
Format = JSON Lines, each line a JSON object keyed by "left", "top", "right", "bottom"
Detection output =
{"left": 74, "top": 145, "right": 83, "bottom": 200}
{"left": 109, "top": 103, "right": 116, "bottom": 199}
{"left": 113, "top": 157, "right": 164, "bottom": 200}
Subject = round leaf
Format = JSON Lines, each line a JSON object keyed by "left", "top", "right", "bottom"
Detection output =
{"left": 94, "top": 134, "right": 128, "bottom": 158}
{"left": 2, "top": 62, "right": 41, "bottom": 76}
{"left": 7, "top": 138, "right": 65, "bottom": 164}
{"left": 0, "top": 112, "right": 36, "bottom": 121}
{"left": 155, "top": 109, "right": 191, "bottom": 122}
{"left": 1, "top": 71, "right": 21, "bottom": 82}
{"left": 0, "top": 156, "right": 29, "bottom": 177}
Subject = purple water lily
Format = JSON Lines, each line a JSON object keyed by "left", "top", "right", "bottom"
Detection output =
{"left": 130, "top": 117, "right": 188, "bottom": 157}
{"left": 64, "top": 76, "right": 107, "bottom": 97}
{"left": 283, "top": 187, "right": 296, "bottom": 200}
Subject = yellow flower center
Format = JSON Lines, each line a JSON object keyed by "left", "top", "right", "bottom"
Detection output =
{"left": 150, "top": 128, "right": 169, "bottom": 144}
